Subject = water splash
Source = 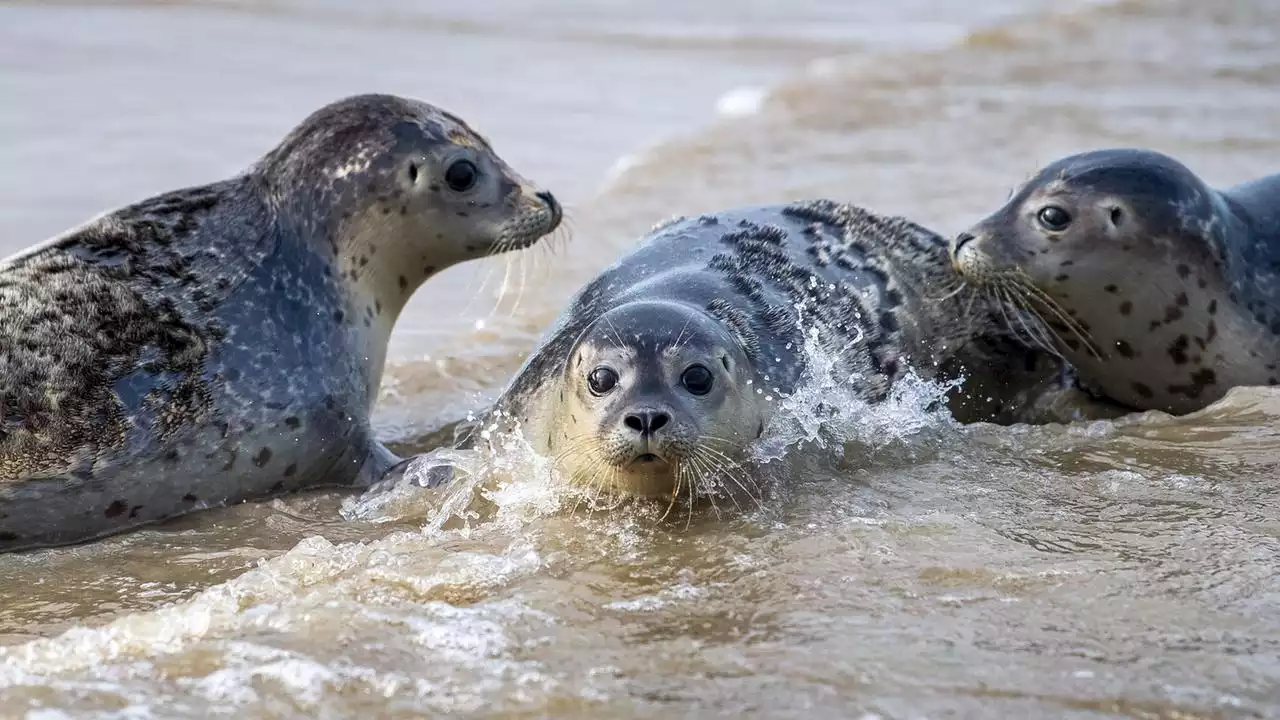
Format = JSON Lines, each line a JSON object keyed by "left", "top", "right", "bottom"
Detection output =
{"left": 751, "top": 298, "right": 960, "bottom": 464}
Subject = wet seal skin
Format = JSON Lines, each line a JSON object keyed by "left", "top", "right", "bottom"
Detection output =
{"left": 0, "top": 93, "right": 562, "bottom": 551}
{"left": 950, "top": 147, "right": 1280, "bottom": 415}
{"left": 378, "top": 200, "right": 1126, "bottom": 506}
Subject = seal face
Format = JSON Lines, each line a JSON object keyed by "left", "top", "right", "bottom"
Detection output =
{"left": 555, "top": 300, "right": 764, "bottom": 498}
{"left": 385, "top": 201, "right": 1121, "bottom": 506}
{"left": 950, "top": 148, "right": 1280, "bottom": 414}
{"left": 0, "top": 93, "right": 561, "bottom": 551}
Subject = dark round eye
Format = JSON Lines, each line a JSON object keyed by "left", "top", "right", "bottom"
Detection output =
{"left": 444, "top": 159, "right": 478, "bottom": 192}
{"left": 587, "top": 366, "right": 618, "bottom": 396}
{"left": 1036, "top": 205, "right": 1071, "bottom": 231}
{"left": 681, "top": 364, "right": 714, "bottom": 396}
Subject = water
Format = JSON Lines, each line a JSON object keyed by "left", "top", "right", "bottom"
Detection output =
{"left": 2, "top": 0, "right": 1279, "bottom": 716}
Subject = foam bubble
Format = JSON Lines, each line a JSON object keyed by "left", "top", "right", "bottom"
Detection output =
{"left": 714, "top": 86, "right": 767, "bottom": 118}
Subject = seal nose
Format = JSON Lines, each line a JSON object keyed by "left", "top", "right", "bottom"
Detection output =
{"left": 953, "top": 231, "right": 976, "bottom": 254}
{"left": 536, "top": 190, "right": 563, "bottom": 229}
{"left": 624, "top": 409, "right": 670, "bottom": 436}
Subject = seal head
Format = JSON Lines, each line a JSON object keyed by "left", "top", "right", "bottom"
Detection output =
{"left": 554, "top": 300, "right": 764, "bottom": 498}
{"left": 950, "top": 148, "right": 1274, "bottom": 413}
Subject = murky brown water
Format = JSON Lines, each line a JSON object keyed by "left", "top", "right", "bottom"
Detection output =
{"left": 2, "top": 0, "right": 1279, "bottom": 716}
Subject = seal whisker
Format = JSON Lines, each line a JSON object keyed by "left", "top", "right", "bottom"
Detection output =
{"left": 692, "top": 448, "right": 744, "bottom": 513}
{"left": 659, "top": 460, "right": 684, "bottom": 523}
{"left": 994, "top": 285, "right": 1058, "bottom": 358}
{"left": 1007, "top": 276, "right": 1103, "bottom": 359}
{"left": 997, "top": 285, "right": 1063, "bottom": 358}
{"left": 687, "top": 451, "right": 725, "bottom": 521}
{"left": 694, "top": 441, "right": 763, "bottom": 509}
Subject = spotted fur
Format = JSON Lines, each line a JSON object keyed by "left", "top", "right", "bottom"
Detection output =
{"left": 379, "top": 200, "right": 1118, "bottom": 495}
{"left": 0, "top": 93, "right": 560, "bottom": 551}
{"left": 952, "top": 148, "right": 1280, "bottom": 414}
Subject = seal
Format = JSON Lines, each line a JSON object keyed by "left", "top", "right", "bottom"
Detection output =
{"left": 381, "top": 200, "right": 1122, "bottom": 506}
{"left": 0, "top": 92, "right": 562, "bottom": 551}
{"left": 950, "top": 147, "right": 1280, "bottom": 415}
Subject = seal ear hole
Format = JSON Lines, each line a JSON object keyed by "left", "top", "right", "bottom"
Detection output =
{"left": 1109, "top": 206, "right": 1124, "bottom": 227}
{"left": 407, "top": 162, "right": 419, "bottom": 184}
{"left": 720, "top": 354, "right": 731, "bottom": 372}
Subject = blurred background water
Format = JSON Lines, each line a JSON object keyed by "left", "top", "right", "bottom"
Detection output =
{"left": 1, "top": 1, "right": 1278, "bottom": 717}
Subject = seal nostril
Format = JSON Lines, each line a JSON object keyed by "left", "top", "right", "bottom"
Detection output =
{"left": 954, "top": 232, "right": 975, "bottom": 252}
{"left": 623, "top": 409, "right": 669, "bottom": 435}
{"left": 535, "top": 190, "right": 562, "bottom": 226}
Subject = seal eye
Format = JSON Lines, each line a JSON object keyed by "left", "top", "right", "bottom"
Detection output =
{"left": 1037, "top": 206, "right": 1071, "bottom": 231}
{"left": 587, "top": 366, "right": 618, "bottom": 396}
{"left": 681, "top": 364, "right": 714, "bottom": 396}
{"left": 444, "top": 159, "right": 478, "bottom": 192}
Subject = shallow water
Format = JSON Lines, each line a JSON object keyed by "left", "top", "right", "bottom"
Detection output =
{"left": 2, "top": 0, "right": 1279, "bottom": 716}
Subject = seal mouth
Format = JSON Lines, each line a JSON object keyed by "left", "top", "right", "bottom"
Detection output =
{"left": 634, "top": 453, "right": 661, "bottom": 463}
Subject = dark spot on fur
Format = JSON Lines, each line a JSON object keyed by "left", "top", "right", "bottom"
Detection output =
{"left": 1176, "top": 264, "right": 1190, "bottom": 278}
{"left": 0, "top": 532, "right": 17, "bottom": 542}
{"left": 398, "top": 275, "right": 408, "bottom": 291}
{"left": 270, "top": 481, "right": 285, "bottom": 493}
{"left": 1119, "top": 301, "right": 1132, "bottom": 315}
{"left": 182, "top": 493, "right": 198, "bottom": 503}
{"left": 1175, "top": 292, "right": 1188, "bottom": 307}
{"left": 1200, "top": 278, "right": 1209, "bottom": 289}
{"left": 1115, "top": 340, "right": 1135, "bottom": 358}
{"left": 1054, "top": 274, "right": 1070, "bottom": 282}
{"left": 334, "top": 309, "right": 345, "bottom": 323}
{"left": 359, "top": 255, "right": 369, "bottom": 267}
{"left": 1167, "top": 368, "right": 1217, "bottom": 399}
{"left": 1149, "top": 320, "right": 1162, "bottom": 331}
{"left": 1064, "top": 337, "right": 1081, "bottom": 351}
{"left": 1131, "top": 382, "right": 1154, "bottom": 399}
{"left": 375, "top": 300, "right": 383, "bottom": 315}
{"left": 424, "top": 265, "right": 437, "bottom": 275}
{"left": 400, "top": 205, "right": 408, "bottom": 215}
{"left": 163, "top": 449, "right": 179, "bottom": 463}
{"left": 284, "top": 416, "right": 301, "bottom": 429}
{"left": 253, "top": 447, "right": 273, "bottom": 467}
{"left": 129, "top": 505, "right": 143, "bottom": 519}
{"left": 1167, "top": 335, "right": 1190, "bottom": 365}
{"left": 105, "top": 500, "right": 127, "bottom": 518}
{"left": 1059, "top": 260, "right": 1074, "bottom": 267}
{"left": 221, "top": 451, "right": 237, "bottom": 471}
{"left": 1208, "top": 299, "right": 1217, "bottom": 315}
{"left": 283, "top": 463, "right": 298, "bottom": 477}
{"left": 1164, "top": 305, "right": 1183, "bottom": 322}
{"left": 1104, "top": 285, "right": 1119, "bottom": 294}
{"left": 456, "top": 211, "right": 469, "bottom": 218}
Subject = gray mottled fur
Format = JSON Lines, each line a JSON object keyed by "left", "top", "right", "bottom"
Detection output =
{"left": 0, "top": 93, "right": 558, "bottom": 551}
{"left": 954, "top": 147, "right": 1280, "bottom": 414}
{"left": 381, "top": 200, "right": 1118, "bottom": 492}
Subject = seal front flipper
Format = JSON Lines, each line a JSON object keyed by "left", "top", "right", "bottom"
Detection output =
{"left": 353, "top": 440, "right": 403, "bottom": 488}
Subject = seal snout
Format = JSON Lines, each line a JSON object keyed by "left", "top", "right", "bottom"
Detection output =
{"left": 535, "top": 190, "right": 563, "bottom": 230}
{"left": 621, "top": 406, "right": 675, "bottom": 466}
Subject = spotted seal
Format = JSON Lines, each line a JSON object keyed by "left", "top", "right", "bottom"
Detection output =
{"left": 950, "top": 148, "right": 1280, "bottom": 415}
{"left": 0, "top": 93, "right": 562, "bottom": 551}
{"left": 380, "top": 200, "right": 1123, "bottom": 505}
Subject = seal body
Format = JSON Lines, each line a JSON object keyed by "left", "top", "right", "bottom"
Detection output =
{"left": 951, "top": 148, "right": 1280, "bottom": 414}
{"left": 0, "top": 93, "right": 561, "bottom": 550}
{"left": 392, "top": 201, "right": 1116, "bottom": 502}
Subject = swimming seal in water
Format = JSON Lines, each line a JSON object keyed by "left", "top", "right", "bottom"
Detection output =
{"left": 950, "top": 147, "right": 1280, "bottom": 414}
{"left": 380, "top": 200, "right": 1122, "bottom": 505}
{"left": 0, "top": 93, "right": 562, "bottom": 551}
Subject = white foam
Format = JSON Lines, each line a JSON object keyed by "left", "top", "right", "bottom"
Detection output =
{"left": 714, "top": 86, "right": 768, "bottom": 118}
